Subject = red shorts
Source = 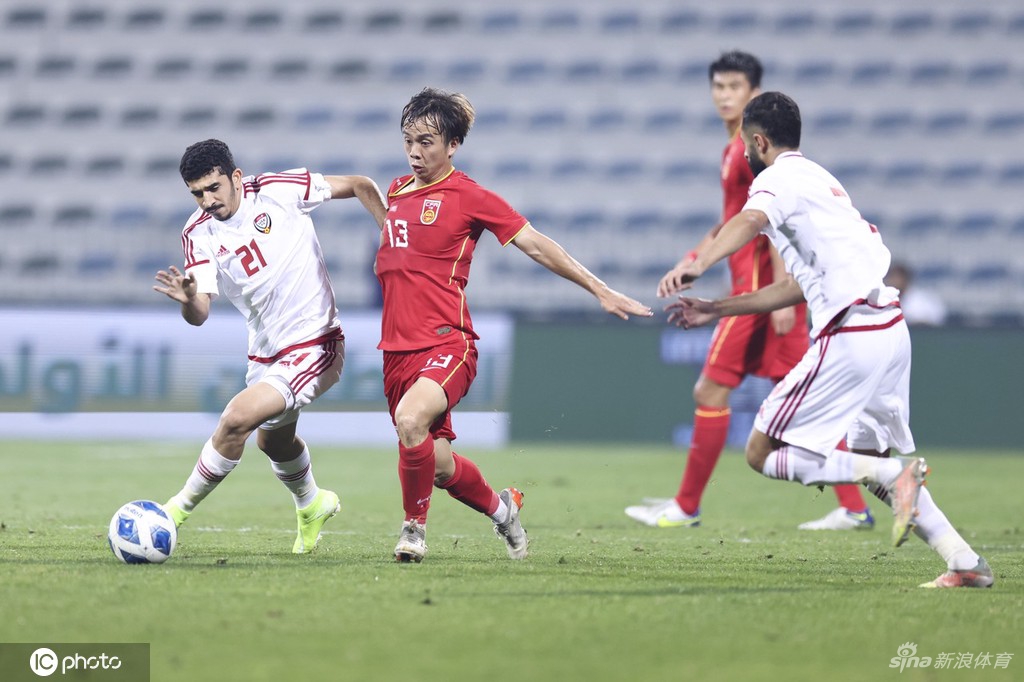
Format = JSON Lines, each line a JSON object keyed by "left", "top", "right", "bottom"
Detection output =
{"left": 382, "top": 338, "right": 478, "bottom": 442}
{"left": 703, "top": 303, "right": 809, "bottom": 388}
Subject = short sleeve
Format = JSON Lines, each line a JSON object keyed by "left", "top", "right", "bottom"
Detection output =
{"left": 253, "top": 168, "right": 328, "bottom": 214}
{"left": 181, "top": 221, "right": 219, "bottom": 296}
{"left": 743, "top": 169, "right": 798, "bottom": 232}
{"left": 466, "top": 185, "right": 529, "bottom": 246}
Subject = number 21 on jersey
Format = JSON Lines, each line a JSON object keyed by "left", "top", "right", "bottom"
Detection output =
{"left": 384, "top": 219, "right": 409, "bottom": 248}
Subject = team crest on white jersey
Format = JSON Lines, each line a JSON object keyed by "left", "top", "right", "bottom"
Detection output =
{"left": 254, "top": 212, "right": 272, "bottom": 233}
{"left": 420, "top": 199, "right": 441, "bottom": 225}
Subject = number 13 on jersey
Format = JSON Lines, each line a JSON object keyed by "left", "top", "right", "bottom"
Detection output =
{"left": 384, "top": 219, "right": 409, "bottom": 248}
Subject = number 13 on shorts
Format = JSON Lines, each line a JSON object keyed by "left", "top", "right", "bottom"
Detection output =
{"left": 423, "top": 353, "right": 454, "bottom": 370}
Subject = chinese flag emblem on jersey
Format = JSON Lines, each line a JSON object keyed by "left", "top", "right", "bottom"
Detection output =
{"left": 420, "top": 199, "right": 441, "bottom": 225}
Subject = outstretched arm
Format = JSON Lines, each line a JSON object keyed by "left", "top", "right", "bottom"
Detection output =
{"left": 766, "top": 241, "right": 797, "bottom": 335}
{"left": 153, "top": 265, "right": 211, "bottom": 326}
{"left": 666, "top": 274, "right": 804, "bottom": 329}
{"left": 511, "top": 224, "right": 652, "bottom": 320}
{"left": 659, "top": 209, "right": 770, "bottom": 297}
{"left": 325, "top": 175, "right": 388, "bottom": 228}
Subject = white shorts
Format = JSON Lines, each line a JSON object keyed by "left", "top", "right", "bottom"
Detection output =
{"left": 245, "top": 336, "right": 345, "bottom": 430}
{"left": 754, "top": 304, "right": 916, "bottom": 456}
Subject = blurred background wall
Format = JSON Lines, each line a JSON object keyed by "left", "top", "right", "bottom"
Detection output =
{"left": 2, "top": 0, "right": 1022, "bottom": 445}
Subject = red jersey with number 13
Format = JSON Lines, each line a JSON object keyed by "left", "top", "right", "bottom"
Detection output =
{"left": 376, "top": 169, "right": 528, "bottom": 351}
{"left": 722, "top": 132, "right": 773, "bottom": 295}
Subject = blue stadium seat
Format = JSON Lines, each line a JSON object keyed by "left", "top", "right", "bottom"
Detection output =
{"left": 0, "top": 56, "right": 17, "bottom": 79}
{"left": 832, "top": 11, "right": 878, "bottom": 34}
{"left": 995, "top": 163, "right": 1024, "bottom": 184}
{"left": 493, "top": 160, "right": 532, "bottom": 178}
{"left": 566, "top": 210, "right": 605, "bottom": 231}
{"left": 810, "top": 110, "right": 855, "bottom": 134}
{"left": 473, "top": 108, "right": 511, "bottom": 129}
{"left": 527, "top": 109, "right": 567, "bottom": 130}
{"left": 672, "top": 212, "right": 719, "bottom": 232}
{"left": 6, "top": 7, "right": 47, "bottom": 29}
{"left": 965, "top": 61, "right": 1011, "bottom": 85}
{"left": 661, "top": 160, "right": 713, "bottom": 180}
{"left": 540, "top": 10, "right": 580, "bottom": 31}
{"left": 925, "top": 111, "right": 971, "bottom": 134}
{"left": 849, "top": 61, "right": 894, "bottom": 85}
{"left": 352, "top": 108, "right": 390, "bottom": 128}
{"left": 605, "top": 160, "right": 645, "bottom": 180}
{"left": 793, "top": 60, "right": 837, "bottom": 84}
{"left": 211, "top": 58, "right": 248, "bottom": 78}
{"left": 621, "top": 59, "right": 662, "bottom": 81}
{"left": 94, "top": 56, "right": 133, "bottom": 78}
{"left": 601, "top": 11, "right": 641, "bottom": 32}
{"left": 0, "top": 204, "right": 34, "bottom": 224}
{"left": 965, "top": 264, "right": 1010, "bottom": 284}
{"left": 951, "top": 213, "right": 999, "bottom": 235}
{"left": 0, "top": 153, "right": 12, "bottom": 174}
{"left": 66, "top": 8, "right": 106, "bottom": 29}
{"left": 145, "top": 156, "right": 178, "bottom": 177}
{"left": 86, "top": 156, "right": 125, "bottom": 175}
{"left": 890, "top": 12, "right": 936, "bottom": 35}
{"left": 305, "top": 10, "right": 344, "bottom": 31}
{"left": 153, "top": 57, "right": 192, "bottom": 79}
{"left": 506, "top": 60, "right": 548, "bottom": 82}
{"left": 1009, "top": 12, "right": 1024, "bottom": 33}
{"left": 676, "top": 59, "right": 709, "bottom": 83}
{"left": 869, "top": 111, "right": 915, "bottom": 135}
{"left": 586, "top": 108, "right": 626, "bottom": 129}
{"left": 947, "top": 11, "right": 994, "bottom": 34}
{"left": 111, "top": 205, "right": 152, "bottom": 228}
{"left": 185, "top": 10, "right": 226, "bottom": 30}
{"left": 295, "top": 106, "right": 333, "bottom": 127}
{"left": 270, "top": 59, "right": 310, "bottom": 80}
{"left": 718, "top": 11, "right": 759, "bottom": 32}
{"left": 831, "top": 161, "right": 872, "bottom": 184}
{"left": 915, "top": 263, "right": 955, "bottom": 285}
{"left": 78, "top": 253, "right": 118, "bottom": 275}
{"left": 984, "top": 112, "right": 1024, "bottom": 134}
{"left": 881, "top": 161, "right": 931, "bottom": 183}
{"left": 7, "top": 104, "right": 46, "bottom": 126}
{"left": 389, "top": 59, "right": 425, "bottom": 80}
{"left": 376, "top": 160, "right": 409, "bottom": 180}
{"left": 644, "top": 110, "right": 684, "bottom": 130}
{"left": 179, "top": 106, "right": 218, "bottom": 127}
{"left": 122, "top": 105, "right": 161, "bottom": 127}
{"left": 135, "top": 253, "right": 175, "bottom": 275}
{"left": 550, "top": 158, "right": 592, "bottom": 179}
{"left": 319, "top": 157, "right": 358, "bottom": 175}
{"left": 243, "top": 10, "right": 283, "bottom": 31}
{"left": 624, "top": 211, "right": 665, "bottom": 232}
{"left": 564, "top": 60, "right": 604, "bottom": 82}
{"left": 236, "top": 107, "right": 276, "bottom": 127}
{"left": 124, "top": 9, "right": 165, "bottom": 30}
{"left": 22, "top": 255, "right": 60, "bottom": 275}
{"left": 899, "top": 212, "right": 945, "bottom": 235}
{"left": 447, "top": 59, "right": 485, "bottom": 81}
{"left": 774, "top": 11, "right": 817, "bottom": 33}
{"left": 480, "top": 11, "right": 520, "bottom": 32}
{"left": 660, "top": 10, "right": 701, "bottom": 32}
{"left": 424, "top": 11, "right": 460, "bottom": 31}
{"left": 328, "top": 59, "right": 369, "bottom": 80}
{"left": 37, "top": 56, "right": 75, "bottom": 78}
{"left": 907, "top": 61, "right": 956, "bottom": 85}
{"left": 938, "top": 162, "right": 984, "bottom": 184}
{"left": 365, "top": 11, "right": 401, "bottom": 31}
{"left": 54, "top": 204, "right": 98, "bottom": 227}
{"left": 61, "top": 104, "right": 102, "bottom": 126}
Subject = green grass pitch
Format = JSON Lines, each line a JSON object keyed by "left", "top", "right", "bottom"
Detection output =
{"left": 1, "top": 442, "right": 1021, "bottom": 681}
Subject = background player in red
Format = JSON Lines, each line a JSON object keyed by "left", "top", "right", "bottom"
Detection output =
{"left": 625, "top": 52, "right": 872, "bottom": 530}
{"left": 377, "top": 87, "right": 652, "bottom": 563}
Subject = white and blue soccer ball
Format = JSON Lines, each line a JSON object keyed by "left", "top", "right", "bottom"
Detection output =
{"left": 107, "top": 500, "right": 177, "bottom": 564}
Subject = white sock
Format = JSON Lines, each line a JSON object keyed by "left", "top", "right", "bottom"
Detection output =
{"left": 171, "top": 438, "right": 238, "bottom": 512}
{"left": 867, "top": 484, "right": 979, "bottom": 571}
{"left": 270, "top": 445, "right": 319, "bottom": 508}
{"left": 762, "top": 446, "right": 902, "bottom": 487}
{"left": 488, "top": 497, "right": 509, "bottom": 524}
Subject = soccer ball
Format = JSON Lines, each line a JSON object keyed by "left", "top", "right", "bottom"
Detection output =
{"left": 107, "top": 500, "right": 177, "bottom": 564}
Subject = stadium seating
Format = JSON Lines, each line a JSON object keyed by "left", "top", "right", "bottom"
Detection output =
{"left": 1, "top": 0, "right": 1020, "bottom": 323}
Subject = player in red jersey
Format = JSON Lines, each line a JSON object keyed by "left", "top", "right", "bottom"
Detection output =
{"left": 625, "top": 52, "right": 873, "bottom": 531}
{"left": 378, "top": 87, "right": 652, "bottom": 562}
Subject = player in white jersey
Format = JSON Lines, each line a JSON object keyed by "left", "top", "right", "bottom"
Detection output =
{"left": 153, "top": 139, "right": 387, "bottom": 554}
{"left": 661, "top": 93, "right": 992, "bottom": 589}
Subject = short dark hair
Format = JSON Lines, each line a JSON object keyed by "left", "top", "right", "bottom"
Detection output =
{"left": 743, "top": 92, "right": 801, "bottom": 149}
{"left": 709, "top": 51, "right": 763, "bottom": 89}
{"left": 400, "top": 87, "right": 475, "bottom": 145}
{"left": 179, "top": 138, "right": 237, "bottom": 183}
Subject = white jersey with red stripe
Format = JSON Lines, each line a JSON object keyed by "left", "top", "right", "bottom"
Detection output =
{"left": 743, "top": 151, "right": 893, "bottom": 338}
{"left": 181, "top": 169, "right": 340, "bottom": 360}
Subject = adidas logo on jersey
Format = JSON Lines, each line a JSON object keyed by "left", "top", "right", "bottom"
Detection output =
{"left": 216, "top": 245, "right": 230, "bottom": 257}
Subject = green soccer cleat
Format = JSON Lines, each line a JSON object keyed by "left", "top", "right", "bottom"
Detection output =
{"left": 162, "top": 499, "right": 191, "bottom": 528}
{"left": 293, "top": 489, "right": 341, "bottom": 554}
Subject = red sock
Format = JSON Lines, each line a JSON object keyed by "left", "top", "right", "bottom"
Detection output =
{"left": 437, "top": 453, "right": 500, "bottom": 515}
{"left": 398, "top": 438, "right": 436, "bottom": 523}
{"left": 832, "top": 440, "right": 868, "bottom": 512}
{"left": 675, "top": 406, "right": 731, "bottom": 515}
